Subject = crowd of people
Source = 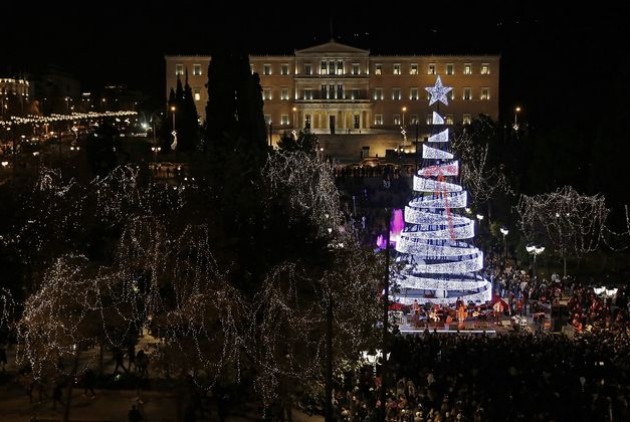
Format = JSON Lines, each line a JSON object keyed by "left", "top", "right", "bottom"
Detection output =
{"left": 331, "top": 331, "right": 630, "bottom": 421}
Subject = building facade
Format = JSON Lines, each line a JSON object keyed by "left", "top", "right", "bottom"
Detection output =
{"left": 165, "top": 40, "right": 499, "bottom": 156}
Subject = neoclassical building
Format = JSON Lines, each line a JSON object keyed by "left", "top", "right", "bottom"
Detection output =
{"left": 166, "top": 40, "right": 499, "bottom": 156}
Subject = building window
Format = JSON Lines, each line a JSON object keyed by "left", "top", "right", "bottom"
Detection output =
{"left": 480, "top": 88, "right": 490, "bottom": 100}
{"left": 463, "top": 114, "right": 472, "bottom": 125}
{"left": 374, "top": 88, "right": 383, "bottom": 101}
{"left": 375, "top": 114, "right": 384, "bottom": 125}
{"left": 352, "top": 63, "right": 360, "bottom": 75}
{"left": 449, "top": 90, "right": 455, "bottom": 101}
{"left": 303, "top": 89, "right": 313, "bottom": 100}
{"left": 374, "top": 64, "right": 382, "bottom": 75}
{"left": 305, "top": 114, "right": 312, "bottom": 128}
{"left": 263, "top": 64, "right": 271, "bottom": 75}
{"left": 193, "top": 88, "right": 201, "bottom": 101}
{"left": 410, "top": 64, "right": 418, "bottom": 75}
{"left": 281, "top": 64, "right": 289, "bottom": 75}
{"left": 320, "top": 61, "right": 327, "bottom": 75}
{"left": 250, "top": 64, "right": 255, "bottom": 74}
{"left": 354, "top": 114, "right": 360, "bottom": 129}
{"left": 463, "top": 88, "right": 472, "bottom": 101}
{"left": 263, "top": 88, "right": 272, "bottom": 100}
{"left": 392, "top": 88, "right": 401, "bottom": 101}
{"left": 281, "top": 88, "right": 290, "bottom": 100}
{"left": 410, "top": 114, "right": 419, "bottom": 124}
{"left": 393, "top": 64, "right": 401, "bottom": 75}
{"left": 426, "top": 114, "right": 433, "bottom": 125}
{"left": 304, "top": 63, "right": 312, "bottom": 75}
{"left": 328, "top": 61, "right": 335, "bottom": 75}
{"left": 446, "top": 64, "right": 454, "bottom": 75}
{"left": 336, "top": 60, "right": 344, "bottom": 75}
{"left": 464, "top": 64, "right": 472, "bottom": 75}
{"left": 393, "top": 114, "right": 401, "bottom": 125}
{"left": 428, "top": 64, "right": 436, "bottom": 75}
{"left": 351, "top": 89, "right": 359, "bottom": 100}
{"left": 281, "top": 114, "right": 290, "bottom": 125}
{"left": 410, "top": 88, "right": 419, "bottom": 101}
{"left": 445, "top": 115, "right": 454, "bottom": 125}
{"left": 481, "top": 63, "right": 490, "bottom": 75}
{"left": 337, "top": 83, "right": 343, "bottom": 99}
{"left": 175, "top": 64, "right": 184, "bottom": 76}
{"left": 265, "top": 114, "right": 272, "bottom": 125}
{"left": 192, "top": 64, "right": 202, "bottom": 76}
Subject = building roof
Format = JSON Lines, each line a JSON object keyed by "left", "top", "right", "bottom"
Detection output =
{"left": 295, "top": 39, "right": 370, "bottom": 56}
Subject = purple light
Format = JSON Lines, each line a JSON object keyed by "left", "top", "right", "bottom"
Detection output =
{"left": 390, "top": 208, "right": 404, "bottom": 245}
{"left": 376, "top": 234, "right": 387, "bottom": 249}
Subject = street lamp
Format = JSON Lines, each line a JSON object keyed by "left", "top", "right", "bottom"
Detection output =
{"left": 525, "top": 245, "right": 545, "bottom": 279}
{"left": 500, "top": 227, "right": 509, "bottom": 260}
{"left": 401, "top": 106, "right": 407, "bottom": 152}
{"left": 513, "top": 106, "right": 521, "bottom": 131}
{"left": 170, "top": 106, "right": 177, "bottom": 153}
{"left": 292, "top": 106, "right": 297, "bottom": 129}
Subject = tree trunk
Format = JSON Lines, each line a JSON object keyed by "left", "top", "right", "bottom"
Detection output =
{"left": 63, "top": 351, "right": 80, "bottom": 422}
{"left": 98, "top": 342, "right": 104, "bottom": 376}
{"left": 380, "top": 218, "right": 391, "bottom": 422}
{"left": 324, "top": 293, "right": 334, "bottom": 422}
{"left": 563, "top": 256, "right": 567, "bottom": 278}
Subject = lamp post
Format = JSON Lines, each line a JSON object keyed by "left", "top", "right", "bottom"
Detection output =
{"left": 292, "top": 106, "right": 297, "bottom": 129}
{"left": 500, "top": 227, "right": 509, "bottom": 260}
{"left": 513, "top": 106, "right": 521, "bottom": 131}
{"left": 170, "top": 106, "right": 177, "bottom": 159}
{"left": 401, "top": 106, "right": 407, "bottom": 153}
{"left": 525, "top": 245, "right": 545, "bottom": 279}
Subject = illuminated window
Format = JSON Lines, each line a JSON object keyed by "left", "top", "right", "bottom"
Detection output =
{"left": 410, "top": 88, "right": 419, "bottom": 100}
{"left": 192, "top": 64, "right": 202, "bottom": 76}
{"left": 320, "top": 61, "right": 327, "bottom": 74}
{"left": 304, "top": 63, "right": 312, "bottom": 75}
{"left": 328, "top": 61, "right": 335, "bottom": 75}
{"left": 392, "top": 88, "right": 401, "bottom": 101}
{"left": 445, "top": 115, "right": 454, "bottom": 125}
{"left": 410, "top": 64, "right": 418, "bottom": 75}
{"left": 374, "top": 88, "right": 383, "bottom": 101}
{"left": 175, "top": 64, "right": 184, "bottom": 76}
{"left": 480, "top": 88, "right": 490, "bottom": 100}
{"left": 463, "top": 88, "right": 472, "bottom": 101}
{"left": 446, "top": 64, "right": 454, "bottom": 75}
{"left": 352, "top": 63, "right": 360, "bottom": 75}
{"left": 449, "top": 90, "right": 455, "bottom": 101}
{"left": 305, "top": 114, "right": 312, "bottom": 128}
{"left": 265, "top": 114, "right": 272, "bottom": 125}
{"left": 464, "top": 63, "right": 472, "bottom": 75}
{"left": 250, "top": 64, "right": 254, "bottom": 74}
{"left": 481, "top": 63, "right": 490, "bottom": 75}
{"left": 303, "top": 89, "right": 313, "bottom": 100}
{"left": 263, "top": 88, "right": 272, "bottom": 100}
{"left": 393, "top": 114, "right": 401, "bottom": 125}
{"left": 193, "top": 88, "right": 201, "bottom": 101}
{"left": 337, "top": 84, "right": 343, "bottom": 99}
{"left": 428, "top": 64, "right": 436, "bottom": 75}
{"left": 374, "top": 64, "right": 382, "bottom": 75}
{"left": 281, "top": 88, "right": 290, "bottom": 100}
{"left": 410, "top": 114, "right": 419, "bottom": 124}
{"left": 463, "top": 114, "right": 472, "bottom": 125}
{"left": 351, "top": 89, "right": 359, "bottom": 100}
{"left": 336, "top": 60, "right": 344, "bottom": 75}
{"left": 393, "top": 64, "right": 401, "bottom": 75}
{"left": 426, "top": 114, "right": 433, "bottom": 125}
{"left": 281, "top": 64, "right": 289, "bottom": 75}
{"left": 375, "top": 114, "right": 383, "bottom": 125}
{"left": 263, "top": 64, "right": 271, "bottom": 75}
{"left": 281, "top": 114, "right": 290, "bottom": 125}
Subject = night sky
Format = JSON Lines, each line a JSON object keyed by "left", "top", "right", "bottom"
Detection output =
{"left": 2, "top": 3, "right": 629, "bottom": 128}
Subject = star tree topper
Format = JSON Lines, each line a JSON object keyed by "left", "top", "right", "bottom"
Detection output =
{"left": 425, "top": 76, "right": 452, "bottom": 106}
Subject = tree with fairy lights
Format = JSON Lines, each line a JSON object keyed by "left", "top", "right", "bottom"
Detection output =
{"left": 393, "top": 76, "right": 492, "bottom": 305}
{"left": 515, "top": 186, "right": 608, "bottom": 276}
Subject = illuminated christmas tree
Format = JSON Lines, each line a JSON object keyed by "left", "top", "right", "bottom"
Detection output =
{"left": 394, "top": 76, "right": 492, "bottom": 305}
